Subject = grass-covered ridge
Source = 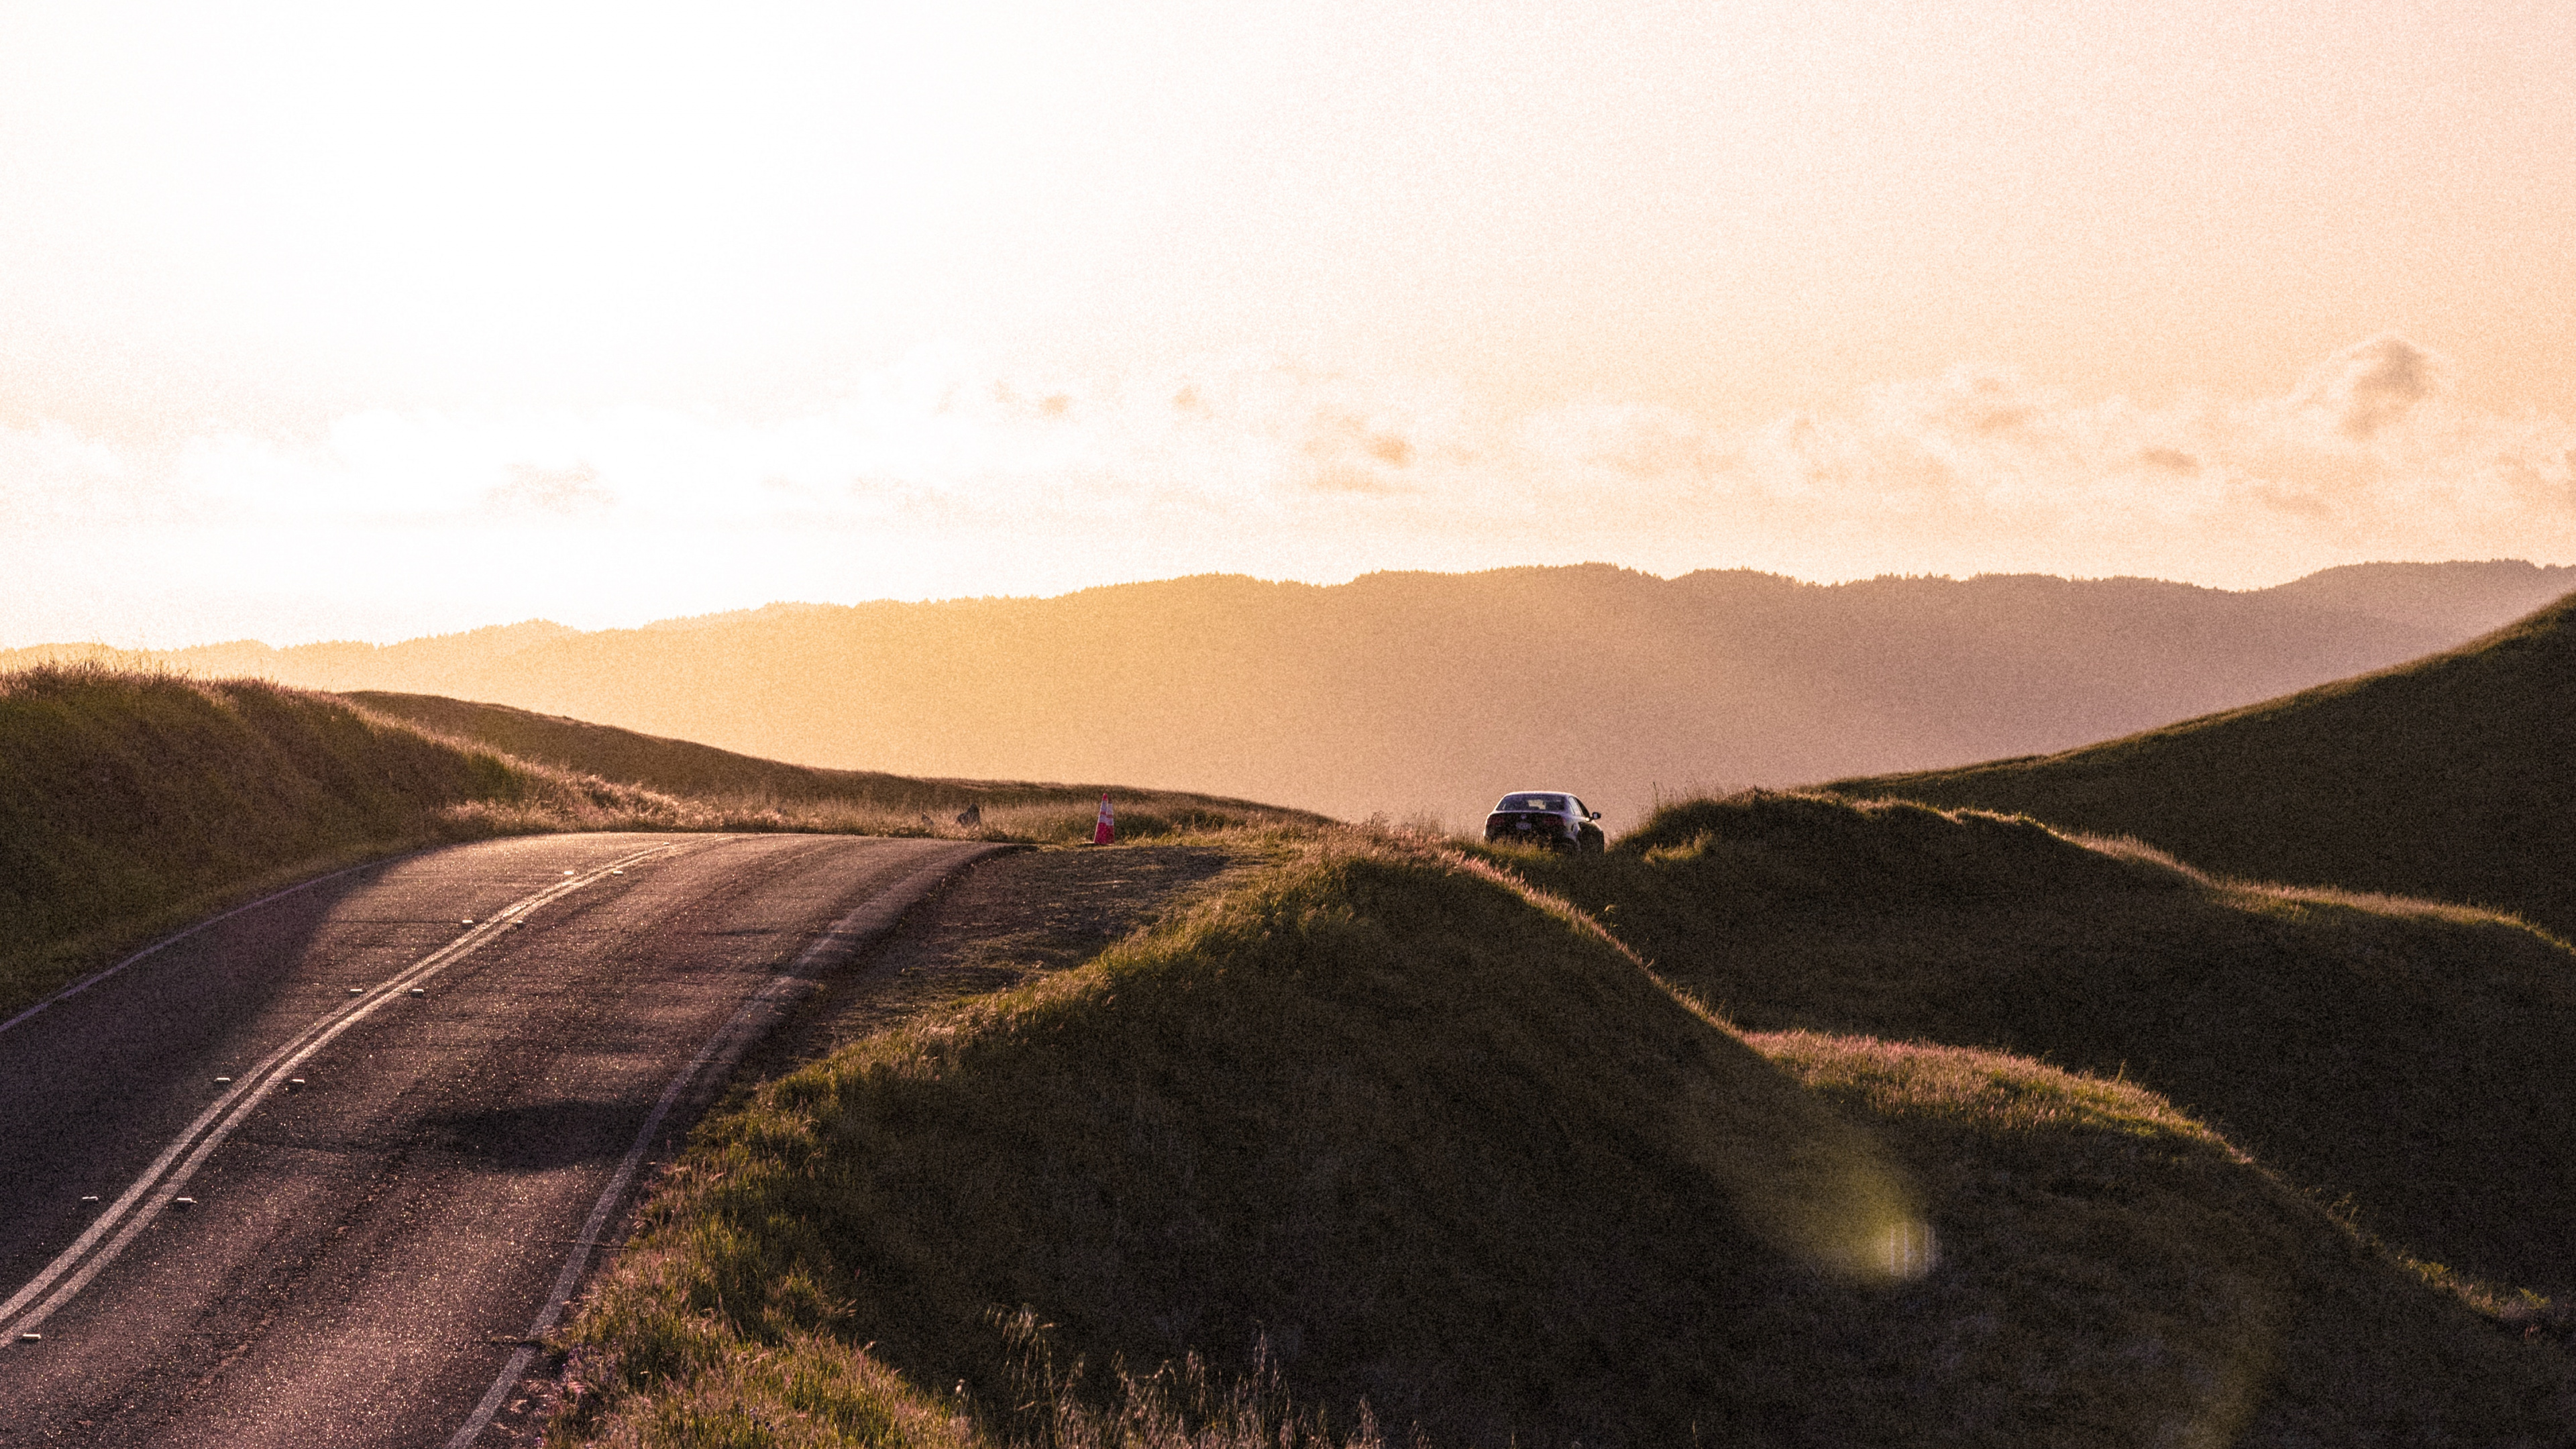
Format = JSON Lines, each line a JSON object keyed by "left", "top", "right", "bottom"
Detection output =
{"left": 1835, "top": 585, "right": 2576, "bottom": 938}
{"left": 345, "top": 690, "right": 1327, "bottom": 840}
{"left": 1508, "top": 790, "right": 2576, "bottom": 1303}
{"left": 0, "top": 666, "right": 1311, "bottom": 1018}
{"left": 551, "top": 836, "right": 2572, "bottom": 1448}
{"left": 1756, "top": 1032, "right": 2574, "bottom": 1442}
{"left": 0, "top": 664, "right": 692, "bottom": 1012}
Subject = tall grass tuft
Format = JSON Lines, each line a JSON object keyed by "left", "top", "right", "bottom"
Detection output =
{"left": 992, "top": 1309, "right": 1392, "bottom": 1449}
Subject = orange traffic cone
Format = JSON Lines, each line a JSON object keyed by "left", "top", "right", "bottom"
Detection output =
{"left": 1093, "top": 793, "right": 1115, "bottom": 846}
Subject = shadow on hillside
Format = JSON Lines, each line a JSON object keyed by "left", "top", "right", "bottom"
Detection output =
{"left": 1534, "top": 793, "right": 2576, "bottom": 1301}
{"left": 1761, "top": 1031, "right": 2576, "bottom": 1444}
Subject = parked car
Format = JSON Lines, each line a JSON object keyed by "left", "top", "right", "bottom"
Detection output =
{"left": 1483, "top": 791, "right": 1604, "bottom": 853}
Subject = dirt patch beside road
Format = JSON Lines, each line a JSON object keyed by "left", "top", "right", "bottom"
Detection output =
{"left": 731, "top": 841, "right": 1260, "bottom": 1094}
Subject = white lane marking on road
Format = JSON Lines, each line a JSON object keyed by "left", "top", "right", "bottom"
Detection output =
{"left": 443, "top": 846, "right": 1001, "bottom": 1449}
{"left": 0, "top": 843, "right": 690, "bottom": 1345}
{"left": 0, "top": 855, "right": 421, "bottom": 1041}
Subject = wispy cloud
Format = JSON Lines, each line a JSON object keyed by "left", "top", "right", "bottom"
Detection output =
{"left": 2290, "top": 335, "right": 2449, "bottom": 441}
{"left": 4, "top": 337, "right": 2570, "bottom": 645}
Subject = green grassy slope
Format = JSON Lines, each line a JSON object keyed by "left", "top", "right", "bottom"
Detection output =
{"left": 1510, "top": 792, "right": 2576, "bottom": 1303}
{"left": 1835, "top": 588, "right": 2576, "bottom": 938}
{"left": 553, "top": 838, "right": 2572, "bottom": 1448}
{"left": 0, "top": 665, "right": 679, "bottom": 1013}
{"left": 343, "top": 690, "right": 1321, "bottom": 826}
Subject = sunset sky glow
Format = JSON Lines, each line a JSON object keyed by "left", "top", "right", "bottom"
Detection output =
{"left": 5, "top": 0, "right": 2572, "bottom": 646}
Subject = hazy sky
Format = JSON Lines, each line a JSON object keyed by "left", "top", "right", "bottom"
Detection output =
{"left": 5, "top": 0, "right": 2572, "bottom": 645}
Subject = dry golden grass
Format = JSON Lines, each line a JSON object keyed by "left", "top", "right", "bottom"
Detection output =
{"left": 344, "top": 690, "right": 1326, "bottom": 835}
{"left": 0, "top": 665, "right": 1305, "bottom": 1017}
{"left": 0, "top": 663, "right": 625, "bottom": 1013}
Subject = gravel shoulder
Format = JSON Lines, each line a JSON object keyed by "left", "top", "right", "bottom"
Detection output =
{"left": 733, "top": 841, "right": 1263, "bottom": 1090}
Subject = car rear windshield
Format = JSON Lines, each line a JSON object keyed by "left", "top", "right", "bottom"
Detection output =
{"left": 1498, "top": 795, "right": 1566, "bottom": 812}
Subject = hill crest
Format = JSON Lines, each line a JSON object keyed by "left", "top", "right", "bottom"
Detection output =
{"left": 1842, "top": 588, "right": 2576, "bottom": 938}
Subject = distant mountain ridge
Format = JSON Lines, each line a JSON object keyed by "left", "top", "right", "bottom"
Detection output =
{"left": 9, "top": 560, "right": 2569, "bottom": 825}
{"left": 2261, "top": 559, "right": 2576, "bottom": 636}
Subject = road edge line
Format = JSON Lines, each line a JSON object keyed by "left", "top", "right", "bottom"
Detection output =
{"left": 0, "top": 853, "right": 425, "bottom": 1041}
{"left": 0, "top": 843, "right": 691, "bottom": 1342}
{"left": 443, "top": 841, "right": 1016, "bottom": 1449}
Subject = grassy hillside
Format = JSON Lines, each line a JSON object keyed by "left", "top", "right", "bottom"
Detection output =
{"left": 343, "top": 690, "right": 1323, "bottom": 831}
{"left": 0, "top": 664, "right": 692, "bottom": 1014}
{"left": 18, "top": 561, "right": 2558, "bottom": 827}
{"left": 1507, "top": 791, "right": 2576, "bottom": 1303}
{"left": 1838, "top": 589, "right": 2576, "bottom": 938}
{"left": 550, "top": 836, "right": 2573, "bottom": 1448}
{"left": 1, "top": 667, "right": 1313, "bottom": 1018}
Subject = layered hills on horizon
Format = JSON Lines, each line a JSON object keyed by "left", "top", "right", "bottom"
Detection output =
{"left": 11, "top": 559, "right": 2569, "bottom": 826}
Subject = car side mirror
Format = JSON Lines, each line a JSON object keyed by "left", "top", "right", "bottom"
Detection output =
{"left": 1587, "top": 810, "right": 1601, "bottom": 820}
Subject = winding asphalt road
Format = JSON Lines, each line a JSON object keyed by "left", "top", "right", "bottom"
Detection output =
{"left": 0, "top": 832, "right": 1000, "bottom": 1447}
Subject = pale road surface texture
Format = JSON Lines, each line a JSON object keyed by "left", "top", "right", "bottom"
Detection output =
{"left": 0, "top": 832, "right": 1002, "bottom": 1448}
